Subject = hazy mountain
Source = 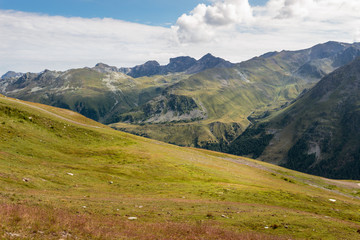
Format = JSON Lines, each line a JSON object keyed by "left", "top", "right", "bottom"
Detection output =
{"left": 1, "top": 71, "right": 24, "bottom": 80}
{"left": 118, "top": 54, "right": 233, "bottom": 78}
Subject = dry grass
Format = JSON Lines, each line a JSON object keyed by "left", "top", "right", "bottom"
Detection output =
{"left": 0, "top": 203, "right": 290, "bottom": 240}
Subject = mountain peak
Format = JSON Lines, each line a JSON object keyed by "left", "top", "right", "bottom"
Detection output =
{"left": 93, "top": 63, "right": 119, "bottom": 73}
{"left": 186, "top": 53, "right": 234, "bottom": 74}
{"left": 1, "top": 71, "right": 24, "bottom": 80}
{"left": 200, "top": 53, "right": 215, "bottom": 59}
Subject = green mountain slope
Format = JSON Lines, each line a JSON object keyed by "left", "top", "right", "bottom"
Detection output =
{"left": 2, "top": 41, "right": 360, "bottom": 149}
{"left": 228, "top": 57, "right": 360, "bottom": 179}
{"left": 1, "top": 95, "right": 360, "bottom": 239}
{"left": 112, "top": 41, "right": 360, "bottom": 147}
{"left": 0, "top": 68, "right": 190, "bottom": 124}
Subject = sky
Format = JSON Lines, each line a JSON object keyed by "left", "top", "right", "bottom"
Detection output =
{"left": 0, "top": 0, "right": 359, "bottom": 75}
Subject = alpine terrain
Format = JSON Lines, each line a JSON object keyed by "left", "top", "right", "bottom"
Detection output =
{"left": 228, "top": 57, "right": 360, "bottom": 179}
{"left": 0, "top": 94, "right": 360, "bottom": 239}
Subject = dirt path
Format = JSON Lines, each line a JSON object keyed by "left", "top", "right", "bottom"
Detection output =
{"left": 221, "top": 157, "right": 360, "bottom": 200}
{"left": 3, "top": 97, "right": 102, "bottom": 129}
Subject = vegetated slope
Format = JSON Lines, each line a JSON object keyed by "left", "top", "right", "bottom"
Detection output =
{"left": 0, "top": 67, "right": 191, "bottom": 124}
{"left": 1, "top": 95, "right": 360, "bottom": 239}
{"left": 112, "top": 41, "right": 360, "bottom": 147}
{"left": 228, "top": 57, "right": 360, "bottom": 179}
{"left": 0, "top": 53, "right": 233, "bottom": 126}
{"left": 2, "top": 41, "right": 360, "bottom": 148}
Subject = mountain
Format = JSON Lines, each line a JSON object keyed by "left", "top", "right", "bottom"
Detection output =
{"left": 0, "top": 67, "right": 192, "bottom": 124}
{"left": 0, "top": 94, "right": 360, "bottom": 239}
{"left": 185, "top": 53, "right": 234, "bottom": 74}
{"left": 2, "top": 41, "right": 360, "bottom": 149}
{"left": 119, "top": 54, "right": 234, "bottom": 78}
{"left": 228, "top": 57, "right": 360, "bottom": 179}
{"left": 112, "top": 41, "right": 360, "bottom": 147}
{"left": 1, "top": 71, "right": 24, "bottom": 80}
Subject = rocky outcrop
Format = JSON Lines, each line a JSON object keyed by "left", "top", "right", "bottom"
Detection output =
{"left": 186, "top": 53, "right": 234, "bottom": 74}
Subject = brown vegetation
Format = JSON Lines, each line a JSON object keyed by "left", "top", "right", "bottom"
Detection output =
{"left": 0, "top": 203, "right": 289, "bottom": 240}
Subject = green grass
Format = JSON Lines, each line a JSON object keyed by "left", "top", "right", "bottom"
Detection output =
{"left": 0, "top": 95, "right": 360, "bottom": 239}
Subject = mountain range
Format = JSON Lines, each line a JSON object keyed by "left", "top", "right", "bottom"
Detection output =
{"left": 1, "top": 41, "right": 360, "bottom": 179}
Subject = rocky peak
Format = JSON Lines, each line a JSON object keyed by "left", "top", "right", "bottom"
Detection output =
{"left": 309, "top": 41, "right": 349, "bottom": 59}
{"left": 163, "top": 56, "right": 197, "bottom": 73}
{"left": 128, "top": 60, "right": 161, "bottom": 78}
{"left": 93, "top": 63, "right": 119, "bottom": 73}
{"left": 1, "top": 71, "right": 24, "bottom": 80}
{"left": 186, "top": 53, "right": 234, "bottom": 74}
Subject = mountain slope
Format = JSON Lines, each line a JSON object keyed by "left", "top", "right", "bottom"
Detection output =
{"left": 112, "top": 41, "right": 360, "bottom": 147}
{"left": 2, "top": 41, "right": 360, "bottom": 149}
{"left": 0, "top": 68, "right": 191, "bottom": 124}
{"left": 0, "top": 95, "right": 360, "bottom": 239}
{"left": 228, "top": 57, "right": 360, "bottom": 179}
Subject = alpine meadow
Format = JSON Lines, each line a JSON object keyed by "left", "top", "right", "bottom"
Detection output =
{"left": 1, "top": 0, "right": 360, "bottom": 239}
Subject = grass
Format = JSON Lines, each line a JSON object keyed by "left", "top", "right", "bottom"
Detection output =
{"left": 114, "top": 60, "right": 317, "bottom": 147}
{"left": 0, "top": 95, "right": 360, "bottom": 239}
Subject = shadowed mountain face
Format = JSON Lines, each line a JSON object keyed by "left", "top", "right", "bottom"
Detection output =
{"left": 228, "top": 57, "right": 360, "bottom": 179}
{"left": 118, "top": 53, "right": 234, "bottom": 77}
{"left": 1, "top": 41, "right": 360, "bottom": 151}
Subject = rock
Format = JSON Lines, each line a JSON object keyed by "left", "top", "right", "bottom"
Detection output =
{"left": 6, "top": 232, "right": 21, "bottom": 237}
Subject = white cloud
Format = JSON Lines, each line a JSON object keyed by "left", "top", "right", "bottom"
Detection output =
{"left": 0, "top": 10, "right": 179, "bottom": 74}
{"left": 175, "top": 0, "right": 360, "bottom": 55}
{"left": 1, "top": 1, "right": 360, "bottom": 76}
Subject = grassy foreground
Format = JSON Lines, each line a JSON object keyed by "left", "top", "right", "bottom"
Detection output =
{"left": 0, "top": 95, "right": 360, "bottom": 239}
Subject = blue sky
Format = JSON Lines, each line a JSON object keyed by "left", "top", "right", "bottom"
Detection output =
{"left": 0, "top": 0, "right": 359, "bottom": 75}
{"left": 0, "top": 0, "right": 268, "bottom": 26}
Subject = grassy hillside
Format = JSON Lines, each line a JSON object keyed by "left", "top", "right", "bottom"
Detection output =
{"left": 0, "top": 95, "right": 360, "bottom": 239}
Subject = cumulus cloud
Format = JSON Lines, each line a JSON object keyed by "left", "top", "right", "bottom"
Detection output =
{"left": 175, "top": 0, "right": 253, "bottom": 42}
{"left": 1, "top": 1, "right": 360, "bottom": 75}
{"left": 175, "top": 0, "right": 360, "bottom": 48}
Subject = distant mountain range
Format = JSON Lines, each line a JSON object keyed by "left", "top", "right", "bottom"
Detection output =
{"left": 94, "top": 53, "right": 234, "bottom": 77}
{"left": 1, "top": 41, "right": 360, "bottom": 178}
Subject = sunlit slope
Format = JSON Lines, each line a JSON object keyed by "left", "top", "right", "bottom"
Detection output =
{"left": 0, "top": 68, "right": 190, "bottom": 124}
{"left": 0, "top": 95, "right": 360, "bottom": 239}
